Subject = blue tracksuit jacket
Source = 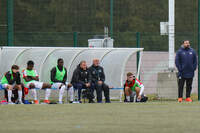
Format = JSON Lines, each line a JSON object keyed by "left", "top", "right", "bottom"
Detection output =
{"left": 175, "top": 46, "right": 197, "bottom": 78}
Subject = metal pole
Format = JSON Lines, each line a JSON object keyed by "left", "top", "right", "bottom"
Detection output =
{"left": 136, "top": 32, "right": 140, "bottom": 79}
{"left": 168, "top": 0, "right": 175, "bottom": 70}
{"left": 73, "top": 32, "right": 78, "bottom": 47}
{"left": 198, "top": 0, "right": 200, "bottom": 101}
{"left": 110, "top": 0, "right": 113, "bottom": 38}
{"left": 7, "top": 0, "right": 14, "bottom": 46}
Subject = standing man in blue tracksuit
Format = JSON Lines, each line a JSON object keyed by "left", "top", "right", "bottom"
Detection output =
{"left": 175, "top": 40, "right": 197, "bottom": 102}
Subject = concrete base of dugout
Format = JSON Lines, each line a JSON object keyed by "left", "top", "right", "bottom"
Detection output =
{"left": 157, "top": 71, "right": 187, "bottom": 99}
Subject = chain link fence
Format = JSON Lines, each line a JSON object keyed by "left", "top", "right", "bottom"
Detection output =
{"left": 0, "top": 0, "right": 198, "bottom": 50}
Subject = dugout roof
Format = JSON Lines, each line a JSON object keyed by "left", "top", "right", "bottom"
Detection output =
{"left": 0, "top": 47, "right": 143, "bottom": 88}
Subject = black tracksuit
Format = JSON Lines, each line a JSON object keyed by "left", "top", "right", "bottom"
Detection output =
{"left": 71, "top": 65, "right": 93, "bottom": 101}
{"left": 89, "top": 65, "right": 110, "bottom": 103}
{"left": 71, "top": 65, "right": 92, "bottom": 85}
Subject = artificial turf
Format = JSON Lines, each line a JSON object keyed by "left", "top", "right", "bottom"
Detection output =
{"left": 0, "top": 102, "right": 200, "bottom": 133}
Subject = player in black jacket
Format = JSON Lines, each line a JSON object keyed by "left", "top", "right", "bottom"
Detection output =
{"left": 48, "top": 58, "right": 74, "bottom": 104}
{"left": 89, "top": 59, "right": 110, "bottom": 103}
{"left": 71, "top": 61, "right": 94, "bottom": 103}
{"left": 1, "top": 65, "right": 23, "bottom": 104}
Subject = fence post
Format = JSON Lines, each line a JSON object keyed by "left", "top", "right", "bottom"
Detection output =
{"left": 198, "top": 0, "right": 200, "bottom": 101}
{"left": 136, "top": 32, "right": 140, "bottom": 79}
{"left": 7, "top": 0, "right": 14, "bottom": 46}
{"left": 110, "top": 0, "right": 113, "bottom": 38}
{"left": 73, "top": 32, "right": 78, "bottom": 47}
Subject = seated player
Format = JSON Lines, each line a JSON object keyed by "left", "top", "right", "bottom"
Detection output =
{"left": 22, "top": 60, "right": 52, "bottom": 104}
{"left": 124, "top": 72, "right": 147, "bottom": 102}
{"left": 48, "top": 58, "right": 73, "bottom": 104}
{"left": 1, "top": 65, "right": 23, "bottom": 104}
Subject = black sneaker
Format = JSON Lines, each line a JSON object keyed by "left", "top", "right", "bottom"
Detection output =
{"left": 105, "top": 101, "right": 111, "bottom": 103}
{"left": 89, "top": 100, "right": 95, "bottom": 103}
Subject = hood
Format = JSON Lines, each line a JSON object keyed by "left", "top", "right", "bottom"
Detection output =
{"left": 77, "top": 64, "right": 81, "bottom": 69}
{"left": 92, "top": 64, "right": 99, "bottom": 68}
{"left": 181, "top": 45, "right": 190, "bottom": 50}
{"left": 77, "top": 64, "right": 88, "bottom": 71}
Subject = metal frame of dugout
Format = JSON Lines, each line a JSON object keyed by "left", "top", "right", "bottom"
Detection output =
{"left": 0, "top": 47, "right": 144, "bottom": 102}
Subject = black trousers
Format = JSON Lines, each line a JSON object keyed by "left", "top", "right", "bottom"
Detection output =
{"left": 92, "top": 83, "right": 110, "bottom": 102}
{"left": 178, "top": 77, "right": 193, "bottom": 98}
{"left": 73, "top": 83, "right": 94, "bottom": 101}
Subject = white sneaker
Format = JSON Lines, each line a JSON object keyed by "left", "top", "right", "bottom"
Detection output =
{"left": 8, "top": 102, "right": 15, "bottom": 105}
{"left": 73, "top": 101, "right": 80, "bottom": 104}
{"left": 18, "top": 101, "right": 24, "bottom": 104}
{"left": 58, "top": 101, "right": 63, "bottom": 104}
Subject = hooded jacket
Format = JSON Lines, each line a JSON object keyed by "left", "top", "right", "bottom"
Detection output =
{"left": 175, "top": 45, "right": 197, "bottom": 78}
{"left": 89, "top": 65, "right": 105, "bottom": 83}
{"left": 1, "top": 71, "right": 21, "bottom": 85}
{"left": 71, "top": 64, "right": 92, "bottom": 85}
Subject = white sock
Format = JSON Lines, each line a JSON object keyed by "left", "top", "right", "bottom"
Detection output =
{"left": 73, "top": 89, "right": 78, "bottom": 101}
{"left": 8, "top": 90, "right": 12, "bottom": 102}
{"left": 68, "top": 87, "right": 74, "bottom": 101}
{"left": 134, "top": 95, "right": 137, "bottom": 102}
{"left": 59, "top": 86, "right": 65, "bottom": 102}
{"left": 45, "top": 89, "right": 51, "bottom": 100}
{"left": 126, "top": 96, "right": 130, "bottom": 102}
{"left": 18, "top": 90, "right": 22, "bottom": 102}
{"left": 137, "top": 96, "right": 141, "bottom": 102}
{"left": 31, "top": 89, "right": 37, "bottom": 100}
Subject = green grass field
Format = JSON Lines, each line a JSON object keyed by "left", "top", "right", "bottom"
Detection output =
{"left": 0, "top": 102, "right": 200, "bottom": 133}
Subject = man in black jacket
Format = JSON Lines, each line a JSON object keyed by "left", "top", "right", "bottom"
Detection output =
{"left": 89, "top": 59, "right": 110, "bottom": 103}
{"left": 71, "top": 60, "right": 94, "bottom": 103}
